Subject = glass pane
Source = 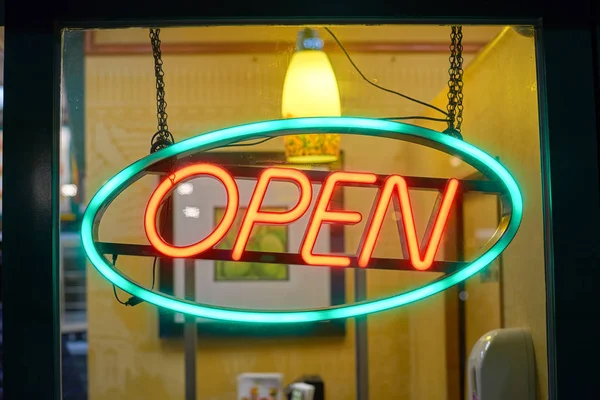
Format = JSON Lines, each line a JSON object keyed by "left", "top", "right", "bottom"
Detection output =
{"left": 60, "top": 30, "right": 88, "bottom": 400}
{"left": 61, "top": 24, "right": 545, "bottom": 400}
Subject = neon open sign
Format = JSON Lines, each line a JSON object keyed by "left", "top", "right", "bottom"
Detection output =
{"left": 145, "top": 165, "right": 459, "bottom": 271}
{"left": 81, "top": 117, "right": 523, "bottom": 323}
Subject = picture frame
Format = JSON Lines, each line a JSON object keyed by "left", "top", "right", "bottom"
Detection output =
{"left": 158, "top": 151, "right": 346, "bottom": 337}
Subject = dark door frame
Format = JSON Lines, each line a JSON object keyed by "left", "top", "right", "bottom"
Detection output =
{"left": 3, "top": 2, "right": 600, "bottom": 399}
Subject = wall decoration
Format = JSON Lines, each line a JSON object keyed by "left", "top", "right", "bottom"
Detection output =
{"left": 214, "top": 207, "right": 289, "bottom": 282}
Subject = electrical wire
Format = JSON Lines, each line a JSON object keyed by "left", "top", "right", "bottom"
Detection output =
{"left": 222, "top": 116, "right": 447, "bottom": 149}
{"left": 225, "top": 137, "right": 275, "bottom": 148}
{"left": 151, "top": 257, "right": 158, "bottom": 290}
{"left": 382, "top": 116, "right": 449, "bottom": 123}
{"left": 111, "top": 255, "right": 128, "bottom": 305}
{"left": 113, "top": 285, "right": 128, "bottom": 305}
{"left": 324, "top": 27, "right": 449, "bottom": 118}
{"left": 111, "top": 254, "right": 146, "bottom": 307}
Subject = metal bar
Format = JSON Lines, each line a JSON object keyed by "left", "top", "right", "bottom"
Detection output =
{"left": 354, "top": 268, "right": 368, "bottom": 400}
{"left": 96, "top": 242, "right": 466, "bottom": 273}
{"left": 3, "top": 15, "right": 62, "bottom": 400}
{"left": 147, "top": 162, "right": 506, "bottom": 194}
{"left": 184, "top": 259, "right": 198, "bottom": 400}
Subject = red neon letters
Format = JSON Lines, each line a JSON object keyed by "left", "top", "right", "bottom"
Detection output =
{"left": 358, "top": 176, "right": 459, "bottom": 270}
{"left": 301, "top": 172, "right": 377, "bottom": 267}
{"left": 232, "top": 168, "right": 312, "bottom": 261}
{"left": 144, "top": 164, "right": 459, "bottom": 271}
{"left": 145, "top": 164, "right": 239, "bottom": 258}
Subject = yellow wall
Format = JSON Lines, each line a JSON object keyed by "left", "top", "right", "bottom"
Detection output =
{"left": 414, "top": 27, "right": 547, "bottom": 399}
{"left": 80, "top": 25, "right": 546, "bottom": 400}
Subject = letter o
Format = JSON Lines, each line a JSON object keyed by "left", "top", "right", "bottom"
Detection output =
{"left": 144, "top": 163, "right": 239, "bottom": 258}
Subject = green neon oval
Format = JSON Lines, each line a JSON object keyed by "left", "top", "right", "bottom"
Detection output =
{"left": 81, "top": 117, "right": 523, "bottom": 323}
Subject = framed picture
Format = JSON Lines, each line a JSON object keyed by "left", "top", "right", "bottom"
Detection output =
{"left": 213, "top": 206, "right": 290, "bottom": 282}
{"left": 159, "top": 151, "right": 346, "bottom": 337}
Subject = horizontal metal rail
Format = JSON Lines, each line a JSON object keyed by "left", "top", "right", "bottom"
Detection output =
{"left": 96, "top": 242, "right": 468, "bottom": 273}
{"left": 145, "top": 163, "right": 505, "bottom": 194}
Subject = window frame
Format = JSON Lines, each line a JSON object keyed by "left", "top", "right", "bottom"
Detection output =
{"left": 4, "top": 2, "right": 600, "bottom": 398}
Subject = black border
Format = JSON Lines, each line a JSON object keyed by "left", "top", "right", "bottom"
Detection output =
{"left": 158, "top": 151, "right": 346, "bottom": 337}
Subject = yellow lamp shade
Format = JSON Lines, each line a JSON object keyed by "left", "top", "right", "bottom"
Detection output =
{"left": 282, "top": 48, "right": 341, "bottom": 164}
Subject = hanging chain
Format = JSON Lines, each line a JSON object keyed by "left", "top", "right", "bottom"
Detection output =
{"left": 149, "top": 28, "right": 175, "bottom": 153}
{"left": 446, "top": 26, "right": 464, "bottom": 136}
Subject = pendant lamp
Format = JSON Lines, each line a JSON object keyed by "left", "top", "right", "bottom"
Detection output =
{"left": 282, "top": 28, "right": 341, "bottom": 164}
